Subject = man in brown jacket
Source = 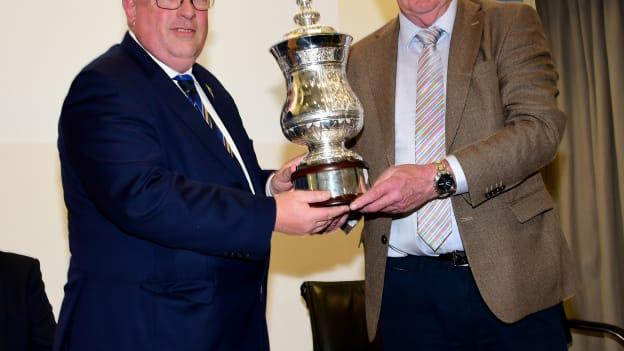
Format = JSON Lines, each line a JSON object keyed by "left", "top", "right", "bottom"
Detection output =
{"left": 347, "top": 0, "right": 577, "bottom": 349}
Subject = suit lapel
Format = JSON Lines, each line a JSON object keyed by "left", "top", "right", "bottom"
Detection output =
{"left": 160, "top": 71, "right": 245, "bottom": 177}
{"left": 446, "top": 0, "right": 483, "bottom": 151}
{"left": 367, "top": 19, "right": 400, "bottom": 166}
{"left": 120, "top": 34, "right": 249, "bottom": 182}
{"left": 193, "top": 68, "right": 257, "bottom": 191}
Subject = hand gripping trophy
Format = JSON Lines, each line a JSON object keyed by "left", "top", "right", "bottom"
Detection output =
{"left": 270, "top": 0, "right": 369, "bottom": 206}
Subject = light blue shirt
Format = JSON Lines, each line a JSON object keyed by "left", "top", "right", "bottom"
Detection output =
{"left": 389, "top": 0, "right": 469, "bottom": 257}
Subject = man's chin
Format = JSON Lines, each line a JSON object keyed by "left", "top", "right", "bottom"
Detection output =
{"left": 167, "top": 46, "right": 200, "bottom": 60}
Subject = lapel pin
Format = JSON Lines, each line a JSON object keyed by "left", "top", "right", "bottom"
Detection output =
{"left": 204, "top": 83, "right": 215, "bottom": 99}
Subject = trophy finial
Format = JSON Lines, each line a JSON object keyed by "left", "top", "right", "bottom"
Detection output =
{"left": 283, "top": 0, "right": 336, "bottom": 38}
{"left": 294, "top": 0, "right": 320, "bottom": 27}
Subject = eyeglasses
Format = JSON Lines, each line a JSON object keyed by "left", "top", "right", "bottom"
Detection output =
{"left": 155, "top": 0, "right": 215, "bottom": 11}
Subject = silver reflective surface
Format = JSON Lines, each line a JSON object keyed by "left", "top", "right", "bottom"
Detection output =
{"left": 270, "top": 0, "right": 369, "bottom": 202}
{"left": 293, "top": 166, "right": 369, "bottom": 201}
{"left": 271, "top": 35, "right": 364, "bottom": 167}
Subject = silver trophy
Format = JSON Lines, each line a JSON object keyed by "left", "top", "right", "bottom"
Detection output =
{"left": 270, "top": 0, "right": 369, "bottom": 206}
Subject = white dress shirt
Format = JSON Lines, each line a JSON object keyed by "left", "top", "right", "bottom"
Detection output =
{"left": 388, "top": 0, "right": 469, "bottom": 257}
{"left": 128, "top": 32, "right": 256, "bottom": 194}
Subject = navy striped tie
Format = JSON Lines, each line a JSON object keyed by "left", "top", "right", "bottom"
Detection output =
{"left": 174, "top": 74, "right": 233, "bottom": 155}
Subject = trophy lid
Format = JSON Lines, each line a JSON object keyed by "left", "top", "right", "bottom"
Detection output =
{"left": 285, "top": 0, "right": 337, "bottom": 39}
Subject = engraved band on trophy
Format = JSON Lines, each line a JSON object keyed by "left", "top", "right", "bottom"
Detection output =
{"left": 270, "top": 0, "right": 369, "bottom": 206}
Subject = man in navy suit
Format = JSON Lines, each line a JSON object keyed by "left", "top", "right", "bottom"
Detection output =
{"left": 54, "top": 0, "right": 349, "bottom": 350}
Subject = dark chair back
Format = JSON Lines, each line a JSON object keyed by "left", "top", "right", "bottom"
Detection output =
{"left": 300, "top": 280, "right": 382, "bottom": 351}
{"left": 567, "top": 319, "right": 624, "bottom": 347}
{"left": 300, "top": 280, "right": 624, "bottom": 350}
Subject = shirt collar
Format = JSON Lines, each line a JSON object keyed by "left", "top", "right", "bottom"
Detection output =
{"left": 398, "top": 0, "right": 458, "bottom": 48}
{"left": 128, "top": 30, "right": 193, "bottom": 79}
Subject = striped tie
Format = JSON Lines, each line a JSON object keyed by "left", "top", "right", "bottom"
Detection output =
{"left": 413, "top": 27, "right": 452, "bottom": 252}
{"left": 174, "top": 74, "right": 233, "bottom": 156}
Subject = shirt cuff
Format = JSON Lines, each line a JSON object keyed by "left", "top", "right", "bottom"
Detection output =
{"left": 265, "top": 173, "right": 276, "bottom": 196}
{"left": 446, "top": 155, "right": 468, "bottom": 195}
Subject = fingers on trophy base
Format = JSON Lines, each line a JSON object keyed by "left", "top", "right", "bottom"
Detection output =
{"left": 292, "top": 159, "right": 370, "bottom": 206}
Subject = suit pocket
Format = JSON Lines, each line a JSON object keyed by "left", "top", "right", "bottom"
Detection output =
{"left": 140, "top": 279, "right": 215, "bottom": 304}
{"left": 509, "top": 188, "right": 555, "bottom": 223}
{"left": 140, "top": 279, "right": 218, "bottom": 350}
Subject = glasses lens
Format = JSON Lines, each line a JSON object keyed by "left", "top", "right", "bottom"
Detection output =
{"left": 193, "top": 0, "right": 213, "bottom": 10}
{"left": 156, "top": 0, "right": 179, "bottom": 10}
{"left": 155, "top": 0, "right": 213, "bottom": 10}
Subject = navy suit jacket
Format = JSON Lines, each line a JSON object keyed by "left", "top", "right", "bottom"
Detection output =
{"left": 55, "top": 33, "right": 276, "bottom": 351}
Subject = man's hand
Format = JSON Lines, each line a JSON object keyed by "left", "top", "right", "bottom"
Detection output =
{"left": 269, "top": 155, "right": 305, "bottom": 195}
{"left": 274, "top": 190, "right": 350, "bottom": 235}
{"left": 323, "top": 212, "right": 350, "bottom": 234}
{"left": 349, "top": 164, "right": 438, "bottom": 214}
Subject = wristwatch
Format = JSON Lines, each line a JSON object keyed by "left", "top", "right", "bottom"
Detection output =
{"left": 433, "top": 160, "right": 456, "bottom": 198}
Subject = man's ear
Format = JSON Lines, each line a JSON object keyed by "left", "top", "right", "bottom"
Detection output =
{"left": 122, "top": 0, "right": 137, "bottom": 28}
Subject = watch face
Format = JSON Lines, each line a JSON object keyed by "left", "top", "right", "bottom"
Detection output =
{"left": 436, "top": 174, "right": 455, "bottom": 194}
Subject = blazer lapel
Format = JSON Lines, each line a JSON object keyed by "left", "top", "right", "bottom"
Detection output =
{"left": 161, "top": 73, "right": 244, "bottom": 176}
{"left": 367, "top": 19, "right": 400, "bottom": 166}
{"left": 193, "top": 69, "right": 255, "bottom": 189}
{"left": 120, "top": 34, "right": 247, "bottom": 178}
{"left": 446, "top": 0, "right": 483, "bottom": 151}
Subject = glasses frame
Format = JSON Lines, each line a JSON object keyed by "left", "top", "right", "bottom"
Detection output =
{"left": 155, "top": 0, "right": 215, "bottom": 11}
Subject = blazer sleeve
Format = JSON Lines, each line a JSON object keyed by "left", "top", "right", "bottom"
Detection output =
{"left": 59, "top": 69, "right": 276, "bottom": 259}
{"left": 453, "top": 5, "right": 565, "bottom": 206}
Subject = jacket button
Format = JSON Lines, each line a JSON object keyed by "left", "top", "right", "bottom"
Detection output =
{"left": 381, "top": 235, "right": 388, "bottom": 245}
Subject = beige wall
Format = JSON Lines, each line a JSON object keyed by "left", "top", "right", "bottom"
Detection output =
{"left": 0, "top": 1, "right": 396, "bottom": 350}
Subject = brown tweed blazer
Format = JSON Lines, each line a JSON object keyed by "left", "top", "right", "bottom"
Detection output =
{"left": 346, "top": 0, "right": 578, "bottom": 339}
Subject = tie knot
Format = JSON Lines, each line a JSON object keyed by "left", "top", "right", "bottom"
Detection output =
{"left": 174, "top": 74, "right": 197, "bottom": 97}
{"left": 416, "top": 27, "right": 444, "bottom": 48}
